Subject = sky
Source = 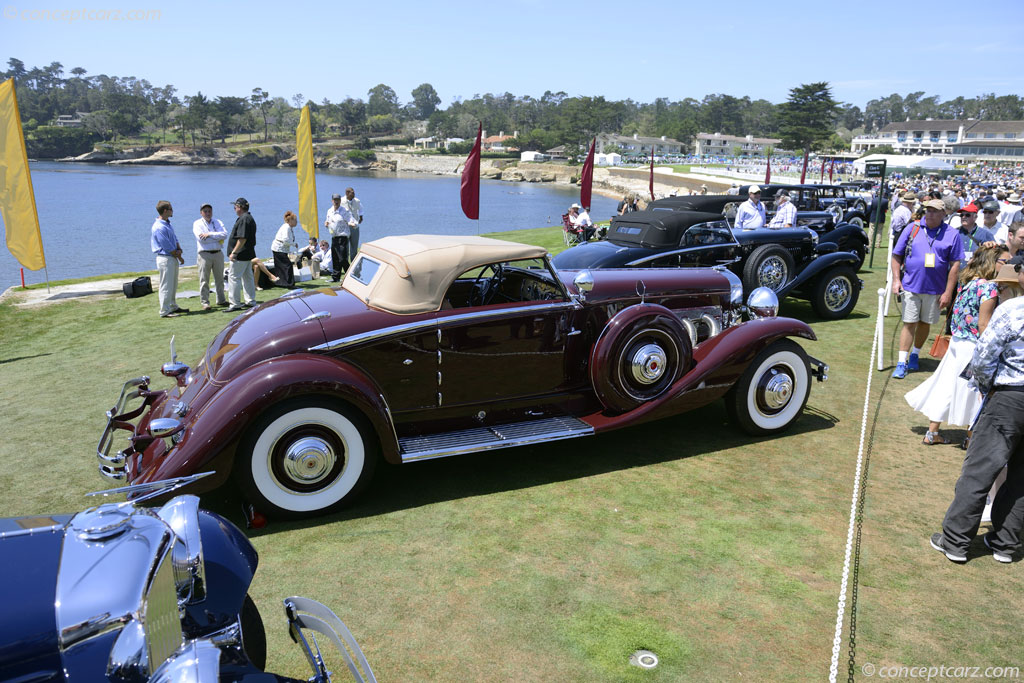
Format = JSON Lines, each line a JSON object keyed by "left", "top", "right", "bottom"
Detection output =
{"left": 2, "top": 0, "right": 1023, "bottom": 110}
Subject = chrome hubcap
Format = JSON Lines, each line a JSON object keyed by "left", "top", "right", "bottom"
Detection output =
{"left": 761, "top": 370, "right": 793, "bottom": 410}
{"left": 824, "top": 276, "right": 851, "bottom": 311}
{"left": 758, "top": 257, "right": 787, "bottom": 291}
{"left": 281, "top": 437, "right": 336, "bottom": 485}
{"left": 630, "top": 343, "right": 667, "bottom": 384}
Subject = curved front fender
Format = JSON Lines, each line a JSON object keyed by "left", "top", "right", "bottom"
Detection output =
{"left": 821, "top": 223, "right": 869, "bottom": 247}
{"left": 585, "top": 317, "right": 816, "bottom": 431}
{"left": 780, "top": 252, "right": 861, "bottom": 296}
{"left": 136, "top": 354, "right": 399, "bottom": 485}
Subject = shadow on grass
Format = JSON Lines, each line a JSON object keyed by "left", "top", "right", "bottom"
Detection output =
{"left": 0, "top": 352, "right": 54, "bottom": 365}
{"left": 235, "top": 402, "right": 839, "bottom": 536}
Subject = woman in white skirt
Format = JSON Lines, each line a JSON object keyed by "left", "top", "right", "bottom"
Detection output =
{"left": 905, "top": 244, "right": 1004, "bottom": 445}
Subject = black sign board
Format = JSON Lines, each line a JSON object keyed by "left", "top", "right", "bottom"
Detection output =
{"left": 865, "top": 161, "right": 887, "bottom": 178}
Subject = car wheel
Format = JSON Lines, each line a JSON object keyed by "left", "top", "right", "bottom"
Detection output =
{"left": 853, "top": 199, "right": 867, "bottom": 214}
{"left": 237, "top": 398, "right": 378, "bottom": 519}
{"left": 591, "top": 314, "right": 691, "bottom": 414}
{"left": 240, "top": 594, "right": 267, "bottom": 671}
{"left": 846, "top": 215, "right": 865, "bottom": 230}
{"left": 811, "top": 266, "right": 859, "bottom": 319}
{"left": 826, "top": 204, "right": 844, "bottom": 224}
{"left": 726, "top": 339, "right": 810, "bottom": 436}
{"left": 742, "top": 244, "right": 795, "bottom": 294}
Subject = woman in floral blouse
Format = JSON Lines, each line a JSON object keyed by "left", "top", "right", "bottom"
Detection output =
{"left": 905, "top": 244, "right": 1005, "bottom": 445}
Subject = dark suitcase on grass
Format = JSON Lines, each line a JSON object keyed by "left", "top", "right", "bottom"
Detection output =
{"left": 123, "top": 276, "right": 153, "bottom": 298}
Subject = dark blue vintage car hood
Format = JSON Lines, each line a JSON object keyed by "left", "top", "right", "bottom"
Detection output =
{"left": 0, "top": 515, "right": 70, "bottom": 682}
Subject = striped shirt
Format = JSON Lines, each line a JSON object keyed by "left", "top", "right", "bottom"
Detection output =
{"left": 969, "top": 296, "right": 1024, "bottom": 394}
{"left": 768, "top": 201, "right": 797, "bottom": 228}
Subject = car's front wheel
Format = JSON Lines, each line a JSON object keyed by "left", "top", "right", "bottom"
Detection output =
{"left": 811, "top": 266, "right": 859, "bottom": 319}
{"left": 726, "top": 340, "right": 811, "bottom": 435}
{"left": 846, "top": 215, "right": 865, "bottom": 231}
{"left": 237, "top": 398, "right": 377, "bottom": 519}
{"left": 742, "top": 244, "right": 795, "bottom": 294}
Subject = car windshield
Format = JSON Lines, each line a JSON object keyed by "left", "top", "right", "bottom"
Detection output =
{"left": 681, "top": 220, "right": 733, "bottom": 247}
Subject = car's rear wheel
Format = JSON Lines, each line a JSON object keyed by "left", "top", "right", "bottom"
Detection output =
{"left": 591, "top": 314, "right": 691, "bottom": 414}
{"left": 742, "top": 244, "right": 795, "bottom": 294}
{"left": 853, "top": 199, "right": 867, "bottom": 214}
{"left": 237, "top": 398, "right": 377, "bottom": 519}
{"left": 240, "top": 594, "right": 267, "bottom": 671}
{"left": 726, "top": 340, "right": 810, "bottom": 435}
{"left": 811, "top": 266, "right": 859, "bottom": 319}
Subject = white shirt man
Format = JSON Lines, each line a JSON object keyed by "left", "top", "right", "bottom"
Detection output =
{"left": 890, "top": 192, "right": 915, "bottom": 237}
{"left": 324, "top": 194, "right": 355, "bottom": 281}
{"left": 768, "top": 192, "right": 797, "bottom": 228}
{"left": 998, "top": 193, "right": 1022, "bottom": 236}
{"left": 341, "top": 187, "right": 363, "bottom": 261}
{"left": 193, "top": 203, "right": 228, "bottom": 309}
{"left": 734, "top": 186, "right": 766, "bottom": 229}
{"left": 981, "top": 201, "right": 1007, "bottom": 243}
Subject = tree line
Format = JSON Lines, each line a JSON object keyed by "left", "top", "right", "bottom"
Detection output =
{"left": 5, "top": 57, "right": 1023, "bottom": 159}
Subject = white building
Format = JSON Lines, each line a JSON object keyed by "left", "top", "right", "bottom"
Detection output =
{"left": 694, "top": 132, "right": 781, "bottom": 157}
{"left": 851, "top": 119, "right": 1024, "bottom": 162}
{"left": 595, "top": 133, "right": 685, "bottom": 156}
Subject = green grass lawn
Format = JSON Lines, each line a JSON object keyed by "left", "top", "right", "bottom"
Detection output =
{"left": 1, "top": 232, "right": 1020, "bottom": 681}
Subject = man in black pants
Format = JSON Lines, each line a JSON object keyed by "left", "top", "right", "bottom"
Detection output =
{"left": 931, "top": 253, "right": 1024, "bottom": 563}
{"left": 323, "top": 193, "right": 353, "bottom": 282}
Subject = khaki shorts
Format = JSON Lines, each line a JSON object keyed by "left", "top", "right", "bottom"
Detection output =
{"left": 901, "top": 291, "right": 941, "bottom": 324}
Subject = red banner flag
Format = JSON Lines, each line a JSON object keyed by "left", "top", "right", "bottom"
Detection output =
{"left": 649, "top": 148, "right": 655, "bottom": 201}
{"left": 460, "top": 123, "right": 482, "bottom": 220}
{"left": 799, "top": 150, "right": 809, "bottom": 184}
{"left": 764, "top": 154, "right": 771, "bottom": 185}
{"left": 829, "top": 159, "right": 835, "bottom": 183}
{"left": 580, "top": 138, "right": 595, "bottom": 210}
{"left": 819, "top": 158, "right": 825, "bottom": 182}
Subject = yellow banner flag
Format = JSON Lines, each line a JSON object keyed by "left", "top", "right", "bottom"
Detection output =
{"left": 296, "top": 105, "right": 319, "bottom": 240}
{"left": 0, "top": 78, "right": 45, "bottom": 271}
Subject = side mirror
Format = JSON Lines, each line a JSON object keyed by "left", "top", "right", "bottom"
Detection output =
{"left": 573, "top": 270, "right": 594, "bottom": 301}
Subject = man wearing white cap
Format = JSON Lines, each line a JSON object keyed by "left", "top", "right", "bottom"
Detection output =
{"left": 193, "top": 202, "right": 228, "bottom": 310}
{"left": 734, "top": 186, "right": 766, "bottom": 229}
{"left": 998, "top": 192, "right": 1022, "bottom": 238}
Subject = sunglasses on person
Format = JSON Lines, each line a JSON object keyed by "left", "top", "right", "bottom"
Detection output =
{"left": 1016, "top": 263, "right": 1023, "bottom": 274}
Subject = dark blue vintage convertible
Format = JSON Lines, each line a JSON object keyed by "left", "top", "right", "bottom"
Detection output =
{"left": 0, "top": 475, "right": 375, "bottom": 682}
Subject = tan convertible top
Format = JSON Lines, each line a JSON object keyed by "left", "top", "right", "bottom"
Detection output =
{"left": 341, "top": 234, "right": 548, "bottom": 314}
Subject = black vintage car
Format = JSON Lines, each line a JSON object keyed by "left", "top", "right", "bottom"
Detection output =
{"left": 647, "top": 188, "right": 871, "bottom": 269}
{"left": 552, "top": 209, "right": 861, "bottom": 319}
{"left": 0, "top": 475, "right": 376, "bottom": 682}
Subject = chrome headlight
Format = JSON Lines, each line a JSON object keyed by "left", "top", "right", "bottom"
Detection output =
{"left": 149, "top": 640, "right": 221, "bottom": 683}
{"left": 158, "top": 495, "right": 207, "bottom": 605}
{"left": 747, "top": 287, "right": 779, "bottom": 319}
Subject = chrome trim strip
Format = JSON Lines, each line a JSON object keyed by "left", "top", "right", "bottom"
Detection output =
{"left": 310, "top": 302, "right": 577, "bottom": 352}
{"left": 302, "top": 311, "right": 331, "bottom": 323}
{"left": 625, "top": 244, "right": 739, "bottom": 267}
{"left": 399, "top": 417, "right": 594, "bottom": 463}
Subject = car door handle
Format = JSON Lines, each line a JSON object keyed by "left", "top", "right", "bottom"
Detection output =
{"left": 568, "top": 328, "right": 582, "bottom": 336}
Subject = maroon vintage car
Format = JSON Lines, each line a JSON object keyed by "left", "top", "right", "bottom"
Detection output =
{"left": 98, "top": 235, "right": 828, "bottom": 519}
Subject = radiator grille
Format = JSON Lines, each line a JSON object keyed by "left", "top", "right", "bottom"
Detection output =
{"left": 144, "top": 549, "right": 183, "bottom": 673}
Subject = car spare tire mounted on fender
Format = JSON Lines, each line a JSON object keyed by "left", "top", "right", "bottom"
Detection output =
{"left": 590, "top": 303, "right": 693, "bottom": 414}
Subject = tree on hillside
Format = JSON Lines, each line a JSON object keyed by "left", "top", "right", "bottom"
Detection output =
{"left": 250, "top": 87, "right": 270, "bottom": 142}
{"left": 410, "top": 83, "right": 441, "bottom": 119}
{"left": 367, "top": 84, "right": 399, "bottom": 118}
{"left": 339, "top": 97, "right": 366, "bottom": 135}
{"left": 778, "top": 82, "right": 840, "bottom": 153}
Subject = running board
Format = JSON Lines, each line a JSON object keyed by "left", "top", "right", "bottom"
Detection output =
{"left": 399, "top": 416, "right": 594, "bottom": 463}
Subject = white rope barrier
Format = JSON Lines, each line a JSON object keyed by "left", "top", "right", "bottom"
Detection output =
{"left": 828, "top": 281, "right": 886, "bottom": 682}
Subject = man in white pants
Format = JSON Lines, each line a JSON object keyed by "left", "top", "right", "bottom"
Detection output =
{"left": 193, "top": 202, "right": 228, "bottom": 310}
{"left": 151, "top": 200, "right": 187, "bottom": 318}
{"left": 342, "top": 186, "right": 363, "bottom": 262}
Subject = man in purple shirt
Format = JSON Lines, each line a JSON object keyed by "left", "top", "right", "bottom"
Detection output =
{"left": 889, "top": 198, "right": 964, "bottom": 378}
{"left": 150, "top": 200, "right": 188, "bottom": 318}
